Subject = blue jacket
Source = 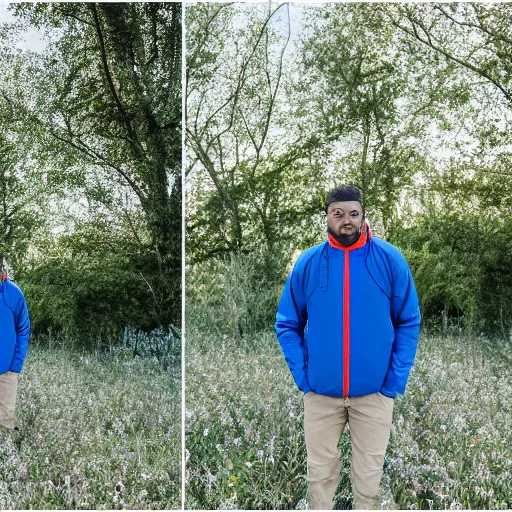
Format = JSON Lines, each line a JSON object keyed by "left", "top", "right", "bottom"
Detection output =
{"left": 0, "top": 280, "right": 30, "bottom": 374}
{"left": 275, "top": 227, "right": 420, "bottom": 398}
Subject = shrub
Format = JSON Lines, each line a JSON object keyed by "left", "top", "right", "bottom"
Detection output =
{"left": 187, "top": 246, "right": 291, "bottom": 339}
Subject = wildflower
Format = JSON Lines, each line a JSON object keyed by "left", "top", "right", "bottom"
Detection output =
{"left": 17, "top": 462, "right": 28, "bottom": 479}
{"left": 295, "top": 498, "right": 307, "bottom": 510}
{"left": 268, "top": 436, "right": 275, "bottom": 464}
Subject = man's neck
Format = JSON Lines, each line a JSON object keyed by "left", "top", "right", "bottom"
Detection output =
{"left": 328, "top": 225, "right": 368, "bottom": 250}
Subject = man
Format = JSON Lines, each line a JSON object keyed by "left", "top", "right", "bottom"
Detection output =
{"left": 0, "top": 258, "right": 30, "bottom": 431}
{"left": 275, "top": 185, "right": 421, "bottom": 510}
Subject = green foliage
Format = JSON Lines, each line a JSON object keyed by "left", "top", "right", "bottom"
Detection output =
{"left": 187, "top": 4, "right": 327, "bottom": 258}
{"left": 0, "top": 133, "right": 46, "bottom": 269}
{"left": 187, "top": 141, "right": 327, "bottom": 262}
{"left": 17, "top": 219, "right": 165, "bottom": 346}
{"left": 186, "top": 1, "right": 512, "bottom": 336}
{"left": 298, "top": 4, "right": 464, "bottom": 235}
{"left": 3, "top": 3, "right": 182, "bottom": 326}
{"left": 187, "top": 246, "right": 292, "bottom": 339}
{"left": 390, "top": 210, "right": 512, "bottom": 336}
{"left": 21, "top": 255, "right": 149, "bottom": 344}
{"left": 124, "top": 326, "right": 181, "bottom": 374}
{"left": 388, "top": 4, "right": 512, "bottom": 107}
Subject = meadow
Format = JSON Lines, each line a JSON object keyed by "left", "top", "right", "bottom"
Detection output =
{"left": 185, "top": 328, "right": 512, "bottom": 510}
{"left": 0, "top": 343, "right": 181, "bottom": 509}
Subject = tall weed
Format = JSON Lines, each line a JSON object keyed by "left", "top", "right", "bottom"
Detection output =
{"left": 187, "top": 247, "right": 290, "bottom": 339}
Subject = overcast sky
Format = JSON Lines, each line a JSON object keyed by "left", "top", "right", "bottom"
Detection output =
{"left": 0, "top": 2, "right": 46, "bottom": 52}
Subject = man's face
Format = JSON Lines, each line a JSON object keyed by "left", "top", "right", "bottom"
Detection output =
{"left": 326, "top": 200, "right": 364, "bottom": 247}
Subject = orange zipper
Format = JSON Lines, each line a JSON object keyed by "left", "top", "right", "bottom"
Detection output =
{"left": 343, "top": 250, "right": 350, "bottom": 398}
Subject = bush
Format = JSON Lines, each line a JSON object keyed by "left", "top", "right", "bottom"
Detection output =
{"left": 390, "top": 212, "right": 512, "bottom": 337}
{"left": 187, "top": 246, "right": 291, "bottom": 339}
{"left": 18, "top": 253, "right": 158, "bottom": 348}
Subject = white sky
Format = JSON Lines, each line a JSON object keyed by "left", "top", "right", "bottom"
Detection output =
{"left": 0, "top": 2, "right": 46, "bottom": 52}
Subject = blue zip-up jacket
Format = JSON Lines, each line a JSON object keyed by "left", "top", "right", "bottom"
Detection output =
{"left": 0, "top": 280, "right": 30, "bottom": 374}
{"left": 275, "top": 226, "right": 420, "bottom": 398}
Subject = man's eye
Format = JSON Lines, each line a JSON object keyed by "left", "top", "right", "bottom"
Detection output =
{"left": 351, "top": 212, "right": 359, "bottom": 217}
{"left": 333, "top": 212, "right": 342, "bottom": 217}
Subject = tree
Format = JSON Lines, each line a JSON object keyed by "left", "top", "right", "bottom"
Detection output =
{"left": 1, "top": 3, "right": 181, "bottom": 325}
{"left": 185, "top": 2, "right": 512, "bottom": 337}
{"left": 387, "top": 4, "right": 512, "bottom": 105}
{"left": 186, "top": 3, "right": 326, "bottom": 260}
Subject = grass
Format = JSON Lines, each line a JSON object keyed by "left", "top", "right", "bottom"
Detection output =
{"left": 0, "top": 343, "right": 181, "bottom": 509}
{"left": 185, "top": 328, "right": 512, "bottom": 510}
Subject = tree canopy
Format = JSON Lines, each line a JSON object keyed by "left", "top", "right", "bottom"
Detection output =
{"left": 0, "top": 2, "right": 181, "bottom": 344}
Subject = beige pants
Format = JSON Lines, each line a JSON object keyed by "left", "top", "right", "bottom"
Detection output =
{"left": 304, "top": 391, "right": 394, "bottom": 510}
{"left": 0, "top": 371, "right": 18, "bottom": 430}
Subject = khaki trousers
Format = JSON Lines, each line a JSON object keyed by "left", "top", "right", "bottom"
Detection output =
{"left": 0, "top": 371, "right": 18, "bottom": 430}
{"left": 304, "top": 391, "right": 394, "bottom": 510}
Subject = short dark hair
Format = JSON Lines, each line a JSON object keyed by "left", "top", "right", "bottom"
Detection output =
{"left": 325, "top": 185, "right": 363, "bottom": 212}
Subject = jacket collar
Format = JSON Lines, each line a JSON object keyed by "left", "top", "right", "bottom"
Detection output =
{"left": 328, "top": 222, "right": 372, "bottom": 251}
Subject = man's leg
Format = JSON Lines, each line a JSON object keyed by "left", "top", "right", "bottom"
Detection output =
{"left": 303, "top": 392, "right": 348, "bottom": 510}
{"left": 0, "top": 371, "right": 19, "bottom": 430}
{"left": 347, "top": 392, "right": 394, "bottom": 510}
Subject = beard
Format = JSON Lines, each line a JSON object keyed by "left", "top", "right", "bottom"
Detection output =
{"left": 328, "top": 225, "right": 363, "bottom": 248}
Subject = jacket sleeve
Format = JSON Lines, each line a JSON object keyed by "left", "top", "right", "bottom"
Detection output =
{"left": 10, "top": 292, "right": 30, "bottom": 373}
{"left": 380, "top": 257, "right": 421, "bottom": 398}
{"left": 275, "top": 262, "right": 311, "bottom": 393}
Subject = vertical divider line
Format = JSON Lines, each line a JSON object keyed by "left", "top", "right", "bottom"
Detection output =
{"left": 181, "top": 0, "right": 187, "bottom": 509}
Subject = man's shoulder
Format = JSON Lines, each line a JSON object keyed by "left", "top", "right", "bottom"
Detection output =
{"left": 2, "top": 280, "right": 26, "bottom": 303}
{"left": 370, "top": 236, "right": 407, "bottom": 263}
{"left": 294, "top": 241, "right": 326, "bottom": 268}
